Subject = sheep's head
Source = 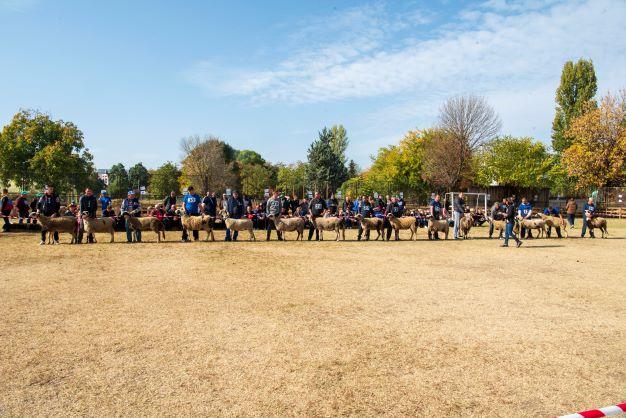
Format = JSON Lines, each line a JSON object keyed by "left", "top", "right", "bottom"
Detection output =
{"left": 29, "top": 212, "right": 39, "bottom": 219}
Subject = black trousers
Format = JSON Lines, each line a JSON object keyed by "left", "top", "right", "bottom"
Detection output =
{"left": 41, "top": 230, "right": 59, "bottom": 242}
{"left": 308, "top": 215, "right": 320, "bottom": 240}
{"left": 357, "top": 223, "right": 371, "bottom": 240}
{"left": 182, "top": 229, "right": 199, "bottom": 241}
{"left": 266, "top": 219, "right": 282, "bottom": 240}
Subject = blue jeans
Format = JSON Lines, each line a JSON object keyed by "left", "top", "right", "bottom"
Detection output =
{"left": 453, "top": 212, "right": 461, "bottom": 239}
{"left": 581, "top": 217, "right": 594, "bottom": 237}
{"left": 225, "top": 229, "right": 238, "bottom": 241}
{"left": 568, "top": 214, "right": 575, "bottom": 227}
{"left": 125, "top": 219, "right": 142, "bottom": 242}
{"left": 504, "top": 222, "right": 519, "bottom": 246}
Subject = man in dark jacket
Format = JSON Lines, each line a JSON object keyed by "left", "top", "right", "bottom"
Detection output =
{"left": 202, "top": 191, "right": 217, "bottom": 217}
{"left": 37, "top": 185, "right": 61, "bottom": 244}
{"left": 581, "top": 197, "right": 597, "bottom": 238}
{"left": 308, "top": 192, "right": 327, "bottom": 241}
{"left": 385, "top": 196, "right": 401, "bottom": 240}
{"left": 1, "top": 188, "right": 12, "bottom": 232}
{"left": 121, "top": 191, "right": 142, "bottom": 243}
{"left": 163, "top": 191, "right": 177, "bottom": 211}
{"left": 502, "top": 197, "right": 522, "bottom": 248}
{"left": 453, "top": 192, "right": 466, "bottom": 240}
{"left": 226, "top": 191, "right": 244, "bottom": 241}
{"left": 289, "top": 195, "right": 299, "bottom": 215}
{"left": 78, "top": 187, "right": 98, "bottom": 243}
{"left": 357, "top": 196, "right": 375, "bottom": 241}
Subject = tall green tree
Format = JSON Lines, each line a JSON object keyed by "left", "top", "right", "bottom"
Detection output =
{"left": 240, "top": 163, "right": 277, "bottom": 197}
{"left": 347, "top": 159, "right": 359, "bottom": 178}
{"left": 128, "top": 162, "right": 150, "bottom": 189}
{"left": 149, "top": 162, "right": 182, "bottom": 197}
{"left": 552, "top": 59, "right": 597, "bottom": 153}
{"left": 277, "top": 162, "right": 308, "bottom": 197}
{"left": 235, "top": 150, "right": 266, "bottom": 166}
{"left": 0, "top": 110, "right": 95, "bottom": 192}
{"left": 329, "top": 124, "right": 349, "bottom": 166}
{"left": 474, "top": 136, "right": 554, "bottom": 188}
{"left": 307, "top": 128, "right": 348, "bottom": 195}
{"left": 108, "top": 163, "right": 129, "bottom": 197}
{"left": 180, "top": 135, "right": 238, "bottom": 194}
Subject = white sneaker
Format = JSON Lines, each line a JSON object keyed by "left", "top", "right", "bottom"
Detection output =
{"left": 53, "top": 241, "right": 59, "bottom": 245}
{"left": 39, "top": 240, "right": 45, "bottom": 245}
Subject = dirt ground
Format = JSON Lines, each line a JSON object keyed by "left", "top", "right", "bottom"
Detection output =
{"left": 1, "top": 219, "right": 624, "bottom": 417}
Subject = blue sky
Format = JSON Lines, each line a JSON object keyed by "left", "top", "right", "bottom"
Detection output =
{"left": 1, "top": 0, "right": 625, "bottom": 170}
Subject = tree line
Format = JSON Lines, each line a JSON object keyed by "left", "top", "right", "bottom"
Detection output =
{"left": 0, "top": 58, "right": 624, "bottom": 200}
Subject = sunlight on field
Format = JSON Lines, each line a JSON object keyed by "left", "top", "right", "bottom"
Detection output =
{"left": 1, "top": 221, "right": 625, "bottom": 416}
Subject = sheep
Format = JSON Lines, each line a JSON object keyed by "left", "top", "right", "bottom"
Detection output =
{"left": 355, "top": 214, "right": 385, "bottom": 241}
{"left": 427, "top": 218, "right": 449, "bottom": 240}
{"left": 487, "top": 217, "right": 506, "bottom": 239}
{"left": 459, "top": 213, "right": 474, "bottom": 239}
{"left": 123, "top": 213, "right": 166, "bottom": 243}
{"left": 31, "top": 212, "right": 77, "bottom": 244}
{"left": 514, "top": 218, "right": 546, "bottom": 238}
{"left": 81, "top": 214, "right": 115, "bottom": 243}
{"left": 177, "top": 210, "right": 215, "bottom": 241}
{"left": 584, "top": 212, "right": 609, "bottom": 238}
{"left": 309, "top": 215, "right": 345, "bottom": 241}
{"left": 219, "top": 210, "right": 256, "bottom": 241}
{"left": 539, "top": 213, "right": 569, "bottom": 238}
{"left": 269, "top": 215, "right": 305, "bottom": 241}
{"left": 387, "top": 214, "right": 417, "bottom": 240}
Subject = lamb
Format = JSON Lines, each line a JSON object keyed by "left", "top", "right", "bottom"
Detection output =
{"left": 178, "top": 210, "right": 215, "bottom": 241}
{"left": 585, "top": 212, "right": 609, "bottom": 238}
{"left": 387, "top": 214, "right": 417, "bottom": 240}
{"left": 81, "top": 215, "right": 115, "bottom": 243}
{"left": 355, "top": 214, "right": 385, "bottom": 241}
{"left": 514, "top": 218, "right": 547, "bottom": 238}
{"left": 487, "top": 217, "right": 506, "bottom": 239}
{"left": 269, "top": 215, "right": 305, "bottom": 241}
{"left": 219, "top": 210, "right": 256, "bottom": 241}
{"left": 309, "top": 215, "right": 345, "bottom": 241}
{"left": 123, "top": 213, "right": 166, "bottom": 243}
{"left": 459, "top": 213, "right": 474, "bottom": 239}
{"left": 539, "top": 213, "right": 569, "bottom": 238}
{"left": 427, "top": 218, "right": 449, "bottom": 240}
{"left": 31, "top": 212, "right": 77, "bottom": 244}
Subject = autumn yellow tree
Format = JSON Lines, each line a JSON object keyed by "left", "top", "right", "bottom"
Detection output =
{"left": 562, "top": 92, "right": 626, "bottom": 190}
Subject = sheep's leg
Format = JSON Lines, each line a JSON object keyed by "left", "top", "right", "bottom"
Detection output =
{"left": 250, "top": 229, "right": 256, "bottom": 241}
{"left": 110, "top": 230, "right": 114, "bottom": 243}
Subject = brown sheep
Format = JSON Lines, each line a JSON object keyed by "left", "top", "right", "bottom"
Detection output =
{"left": 387, "top": 214, "right": 417, "bottom": 240}
{"left": 539, "top": 213, "right": 569, "bottom": 238}
{"left": 309, "top": 215, "right": 345, "bottom": 241}
{"left": 355, "top": 214, "right": 385, "bottom": 241}
{"left": 82, "top": 215, "right": 116, "bottom": 243}
{"left": 123, "top": 214, "right": 166, "bottom": 243}
{"left": 514, "top": 218, "right": 546, "bottom": 238}
{"left": 487, "top": 217, "right": 506, "bottom": 239}
{"left": 427, "top": 218, "right": 449, "bottom": 240}
{"left": 459, "top": 213, "right": 474, "bottom": 239}
{"left": 31, "top": 213, "right": 77, "bottom": 244}
{"left": 585, "top": 213, "right": 609, "bottom": 238}
{"left": 179, "top": 211, "right": 215, "bottom": 241}
{"left": 269, "top": 215, "right": 305, "bottom": 241}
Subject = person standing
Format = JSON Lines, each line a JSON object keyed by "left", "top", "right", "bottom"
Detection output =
{"left": 385, "top": 196, "right": 401, "bottom": 240}
{"left": 15, "top": 191, "right": 31, "bottom": 226}
{"left": 265, "top": 190, "right": 283, "bottom": 241}
{"left": 202, "top": 191, "right": 217, "bottom": 218}
{"left": 357, "top": 196, "right": 374, "bottom": 241}
{"left": 121, "top": 191, "right": 141, "bottom": 243}
{"left": 181, "top": 186, "right": 201, "bottom": 242}
{"left": 453, "top": 192, "right": 466, "bottom": 240}
{"left": 581, "top": 197, "right": 596, "bottom": 238}
{"left": 327, "top": 194, "right": 339, "bottom": 216}
{"left": 37, "top": 185, "right": 61, "bottom": 244}
{"left": 566, "top": 198, "right": 577, "bottom": 229}
{"left": 517, "top": 197, "right": 533, "bottom": 239}
{"left": 163, "top": 191, "right": 177, "bottom": 211}
{"left": 488, "top": 201, "right": 501, "bottom": 239}
{"left": 308, "top": 192, "right": 327, "bottom": 241}
{"left": 99, "top": 190, "right": 111, "bottom": 216}
{"left": 226, "top": 191, "right": 244, "bottom": 241}
{"left": 78, "top": 187, "right": 98, "bottom": 243}
{"left": 1, "top": 188, "right": 13, "bottom": 232}
{"left": 429, "top": 194, "right": 445, "bottom": 240}
{"left": 502, "top": 197, "right": 522, "bottom": 248}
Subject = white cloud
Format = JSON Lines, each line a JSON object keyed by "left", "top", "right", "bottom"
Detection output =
{"left": 187, "top": 0, "right": 626, "bottom": 106}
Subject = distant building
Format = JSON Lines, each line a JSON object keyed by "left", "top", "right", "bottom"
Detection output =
{"left": 97, "top": 169, "right": 110, "bottom": 186}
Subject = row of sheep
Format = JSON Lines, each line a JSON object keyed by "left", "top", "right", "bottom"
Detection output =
{"left": 30, "top": 210, "right": 608, "bottom": 244}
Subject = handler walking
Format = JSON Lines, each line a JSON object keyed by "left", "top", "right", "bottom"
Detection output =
{"left": 502, "top": 197, "right": 522, "bottom": 248}
{"left": 581, "top": 197, "right": 596, "bottom": 238}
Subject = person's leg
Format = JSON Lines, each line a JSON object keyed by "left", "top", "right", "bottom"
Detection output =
{"left": 503, "top": 223, "right": 511, "bottom": 246}
{"left": 53, "top": 231, "right": 59, "bottom": 243}
{"left": 357, "top": 223, "right": 363, "bottom": 240}
{"left": 225, "top": 228, "right": 231, "bottom": 241}
{"left": 193, "top": 230, "right": 199, "bottom": 241}
{"left": 568, "top": 214, "right": 575, "bottom": 227}
{"left": 488, "top": 222, "right": 494, "bottom": 238}
{"left": 453, "top": 212, "right": 460, "bottom": 239}
{"left": 182, "top": 227, "right": 189, "bottom": 241}
{"left": 308, "top": 223, "right": 314, "bottom": 240}
{"left": 40, "top": 229, "right": 46, "bottom": 243}
{"left": 581, "top": 218, "right": 587, "bottom": 237}
{"left": 233, "top": 230, "right": 238, "bottom": 241}
{"left": 266, "top": 221, "right": 272, "bottom": 240}
{"left": 125, "top": 219, "right": 133, "bottom": 242}
{"left": 135, "top": 229, "right": 142, "bottom": 243}
{"left": 556, "top": 226, "right": 562, "bottom": 238}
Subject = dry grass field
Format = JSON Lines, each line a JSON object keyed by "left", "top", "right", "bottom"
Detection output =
{"left": 1, "top": 220, "right": 625, "bottom": 417}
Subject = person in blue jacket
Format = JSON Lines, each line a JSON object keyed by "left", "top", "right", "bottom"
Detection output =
{"left": 581, "top": 197, "right": 597, "bottom": 238}
{"left": 517, "top": 197, "right": 533, "bottom": 238}
{"left": 181, "top": 186, "right": 201, "bottom": 242}
{"left": 99, "top": 190, "right": 111, "bottom": 215}
{"left": 121, "top": 191, "right": 141, "bottom": 243}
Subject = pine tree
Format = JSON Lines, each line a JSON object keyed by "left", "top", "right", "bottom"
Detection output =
{"left": 307, "top": 128, "right": 348, "bottom": 196}
{"left": 552, "top": 59, "right": 597, "bottom": 153}
{"left": 329, "top": 124, "right": 349, "bottom": 166}
{"left": 348, "top": 159, "right": 358, "bottom": 178}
